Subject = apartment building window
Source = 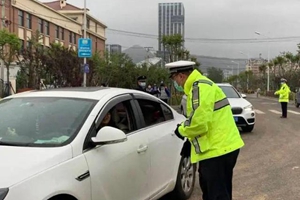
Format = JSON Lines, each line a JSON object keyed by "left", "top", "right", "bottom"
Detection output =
{"left": 69, "top": 31, "right": 72, "bottom": 43}
{"left": 38, "top": 18, "right": 43, "bottom": 34}
{"left": 87, "top": 19, "right": 90, "bottom": 29}
{"left": 55, "top": 26, "right": 59, "bottom": 39}
{"left": 26, "top": 13, "right": 31, "bottom": 29}
{"left": 73, "top": 33, "right": 76, "bottom": 44}
{"left": 44, "top": 21, "right": 50, "bottom": 35}
{"left": 61, "top": 28, "right": 64, "bottom": 40}
{"left": 26, "top": 40, "right": 32, "bottom": 50}
{"left": 18, "top": 10, "right": 24, "bottom": 26}
{"left": 19, "top": 39, "right": 25, "bottom": 54}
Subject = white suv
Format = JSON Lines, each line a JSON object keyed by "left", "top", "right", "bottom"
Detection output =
{"left": 180, "top": 83, "right": 255, "bottom": 132}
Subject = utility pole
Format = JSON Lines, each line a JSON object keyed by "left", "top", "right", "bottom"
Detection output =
{"left": 83, "top": 0, "right": 87, "bottom": 87}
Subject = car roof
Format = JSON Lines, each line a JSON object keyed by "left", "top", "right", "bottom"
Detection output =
{"left": 216, "top": 83, "right": 232, "bottom": 87}
{"left": 6, "top": 87, "right": 149, "bottom": 100}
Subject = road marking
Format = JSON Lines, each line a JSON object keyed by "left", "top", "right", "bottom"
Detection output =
{"left": 261, "top": 102, "right": 277, "bottom": 105}
{"left": 255, "top": 109, "right": 265, "bottom": 114}
{"left": 269, "top": 110, "right": 281, "bottom": 114}
{"left": 288, "top": 110, "right": 300, "bottom": 115}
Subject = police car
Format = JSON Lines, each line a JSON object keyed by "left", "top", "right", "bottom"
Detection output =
{"left": 181, "top": 83, "right": 255, "bottom": 132}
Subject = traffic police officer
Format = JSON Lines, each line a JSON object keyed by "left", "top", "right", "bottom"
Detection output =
{"left": 166, "top": 60, "right": 244, "bottom": 200}
{"left": 136, "top": 75, "right": 147, "bottom": 92}
{"left": 274, "top": 78, "right": 291, "bottom": 118}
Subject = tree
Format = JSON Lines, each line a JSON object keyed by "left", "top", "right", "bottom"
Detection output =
{"left": 0, "top": 29, "right": 21, "bottom": 95}
{"left": 161, "top": 34, "right": 201, "bottom": 68}
{"left": 207, "top": 67, "right": 224, "bottom": 83}
{"left": 161, "top": 34, "right": 184, "bottom": 62}
{"left": 17, "top": 30, "right": 47, "bottom": 89}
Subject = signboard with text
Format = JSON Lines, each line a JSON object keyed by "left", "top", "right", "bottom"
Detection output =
{"left": 78, "top": 38, "right": 92, "bottom": 58}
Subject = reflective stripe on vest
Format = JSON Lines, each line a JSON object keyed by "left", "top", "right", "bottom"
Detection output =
{"left": 186, "top": 79, "right": 230, "bottom": 154}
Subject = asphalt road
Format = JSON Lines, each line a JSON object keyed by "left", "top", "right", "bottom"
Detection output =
{"left": 162, "top": 95, "right": 300, "bottom": 200}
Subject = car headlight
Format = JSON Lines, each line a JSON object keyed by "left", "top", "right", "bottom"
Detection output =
{"left": 244, "top": 105, "right": 253, "bottom": 111}
{"left": 0, "top": 188, "right": 8, "bottom": 200}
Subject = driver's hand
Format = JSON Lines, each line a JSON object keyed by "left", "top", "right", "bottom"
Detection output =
{"left": 6, "top": 127, "right": 17, "bottom": 136}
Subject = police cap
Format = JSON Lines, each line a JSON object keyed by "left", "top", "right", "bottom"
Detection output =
{"left": 165, "top": 60, "right": 196, "bottom": 78}
{"left": 280, "top": 78, "right": 287, "bottom": 82}
{"left": 137, "top": 75, "right": 147, "bottom": 81}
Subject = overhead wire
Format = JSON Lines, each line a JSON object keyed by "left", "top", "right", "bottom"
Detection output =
{"left": 4, "top": 2, "right": 300, "bottom": 44}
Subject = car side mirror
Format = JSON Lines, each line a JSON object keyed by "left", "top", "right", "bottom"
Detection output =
{"left": 91, "top": 126, "right": 127, "bottom": 145}
{"left": 241, "top": 94, "right": 247, "bottom": 98}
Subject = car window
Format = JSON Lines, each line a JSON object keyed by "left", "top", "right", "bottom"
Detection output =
{"left": 98, "top": 100, "right": 136, "bottom": 134}
{"left": 0, "top": 97, "right": 96, "bottom": 147}
{"left": 218, "top": 86, "right": 241, "bottom": 98}
{"left": 161, "top": 103, "right": 174, "bottom": 121}
{"left": 137, "top": 99, "right": 166, "bottom": 127}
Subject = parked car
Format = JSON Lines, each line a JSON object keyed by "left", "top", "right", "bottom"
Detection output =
{"left": 0, "top": 87, "right": 196, "bottom": 200}
{"left": 180, "top": 83, "right": 255, "bottom": 132}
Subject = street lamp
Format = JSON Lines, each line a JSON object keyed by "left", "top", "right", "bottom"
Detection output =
{"left": 227, "top": 65, "right": 233, "bottom": 76}
{"left": 231, "top": 61, "right": 239, "bottom": 75}
{"left": 255, "top": 31, "right": 270, "bottom": 92}
{"left": 240, "top": 51, "right": 251, "bottom": 90}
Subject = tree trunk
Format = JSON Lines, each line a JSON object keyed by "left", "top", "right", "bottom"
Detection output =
{"left": 6, "top": 65, "right": 10, "bottom": 96}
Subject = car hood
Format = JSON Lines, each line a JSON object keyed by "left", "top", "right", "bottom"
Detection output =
{"left": 0, "top": 145, "right": 72, "bottom": 188}
{"left": 227, "top": 98, "right": 251, "bottom": 108}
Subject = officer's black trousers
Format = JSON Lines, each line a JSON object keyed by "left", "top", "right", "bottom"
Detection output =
{"left": 281, "top": 102, "right": 288, "bottom": 118}
{"left": 198, "top": 149, "right": 240, "bottom": 200}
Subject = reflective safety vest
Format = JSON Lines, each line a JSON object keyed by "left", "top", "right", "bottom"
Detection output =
{"left": 275, "top": 83, "right": 290, "bottom": 102}
{"left": 178, "top": 69, "right": 244, "bottom": 163}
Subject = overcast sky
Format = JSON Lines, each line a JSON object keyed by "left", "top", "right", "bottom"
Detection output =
{"left": 43, "top": 0, "right": 300, "bottom": 59}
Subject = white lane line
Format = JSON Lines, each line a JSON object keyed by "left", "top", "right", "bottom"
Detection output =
{"left": 288, "top": 110, "right": 300, "bottom": 115}
{"left": 255, "top": 109, "right": 265, "bottom": 114}
{"left": 261, "top": 102, "right": 277, "bottom": 105}
{"left": 269, "top": 110, "right": 281, "bottom": 114}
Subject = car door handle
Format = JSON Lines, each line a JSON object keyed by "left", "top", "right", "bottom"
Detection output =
{"left": 137, "top": 145, "right": 148, "bottom": 153}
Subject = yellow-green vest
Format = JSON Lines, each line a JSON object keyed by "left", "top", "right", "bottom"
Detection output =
{"left": 178, "top": 70, "right": 244, "bottom": 163}
{"left": 275, "top": 83, "right": 290, "bottom": 102}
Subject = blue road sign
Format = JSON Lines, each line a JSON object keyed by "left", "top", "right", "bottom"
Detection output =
{"left": 83, "top": 64, "right": 90, "bottom": 73}
{"left": 78, "top": 38, "right": 92, "bottom": 58}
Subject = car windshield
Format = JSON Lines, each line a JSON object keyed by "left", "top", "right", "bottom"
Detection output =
{"left": 0, "top": 97, "right": 96, "bottom": 147}
{"left": 219, "top": 86, "right": 241, "bottom": 98}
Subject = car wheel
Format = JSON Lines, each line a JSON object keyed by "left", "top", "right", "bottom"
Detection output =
{"left": 170, "top": 156, "right": 196, "bottom": 200}
{"left": 242, "top": 124, "right": 254, "bottom": 132}
{"left": 296, "top": 103, "right": 300, "bottom": 108}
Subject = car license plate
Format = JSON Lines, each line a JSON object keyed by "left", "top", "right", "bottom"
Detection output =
{"left": 234, "top": 117, "right": 238, "bottom": 122}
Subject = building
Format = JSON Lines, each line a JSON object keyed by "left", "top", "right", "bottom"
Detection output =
{"left": 43, "top": 0, "right": 106, "bottom": 53}
{"left": 0, "top": 0, "right": 106, "bottom": 83}
{"left": 158, "top": 2, "right": 185, "bottom": 61}
{"left": 246, "top": 57, "right": 267, "bottom": 76}
{"left": 106, "top": 44, "right": 122, "bottom": 54}
{"left": 136, "top": 57, "right": 162, "bottom": 68}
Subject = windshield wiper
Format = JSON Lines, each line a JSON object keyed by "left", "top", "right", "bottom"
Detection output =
{"left": 0, "top": 141, "right": 31, "bottom": 147}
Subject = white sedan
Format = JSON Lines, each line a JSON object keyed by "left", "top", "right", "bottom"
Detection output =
{"left": 180, "top": 83, "right": 255, "bottom": 132}
{"left": 0, "top": 87, "right": 196, "bottom": 200}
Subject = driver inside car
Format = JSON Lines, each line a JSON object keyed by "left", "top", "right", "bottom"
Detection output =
{"left": 100, "top": 105, "right": 129, "bottom": 133}
{"left": 100, "top": 110, "right": 117, "bottom": 129}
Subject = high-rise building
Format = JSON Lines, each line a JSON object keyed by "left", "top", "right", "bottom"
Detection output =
{"left": 106, "top": 44, "right": 122, "bottom": 54}
{"left": 158, "top": 2, "right": 185, "bottom": 61}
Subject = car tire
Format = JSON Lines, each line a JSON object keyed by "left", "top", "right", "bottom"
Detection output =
{"left": 169, "top": 156, "right": 197, "bottom": 200}
{"left": 242, "top": 124, "right": 254, "bottom": 132}
{"left": 296, "top": 103, "right": 300, "bottom": 108}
